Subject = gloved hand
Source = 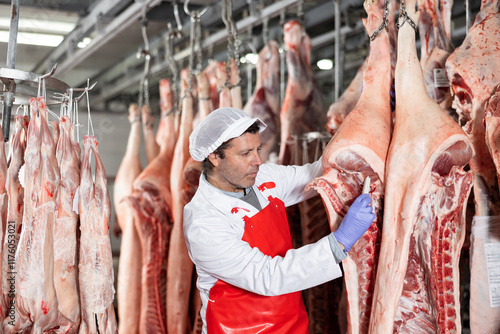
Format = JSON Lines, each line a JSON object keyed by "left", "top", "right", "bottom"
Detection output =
{"left": 334, "top": 194, "right": 375, "bottom": 252}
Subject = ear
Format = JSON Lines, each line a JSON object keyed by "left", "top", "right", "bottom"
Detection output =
{"left": 208, "top": 152, "right": 219, "bottom": 167}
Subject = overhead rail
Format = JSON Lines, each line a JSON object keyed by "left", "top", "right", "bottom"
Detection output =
{"left": 33, "top": 0, "right": 163, "bottom": 76}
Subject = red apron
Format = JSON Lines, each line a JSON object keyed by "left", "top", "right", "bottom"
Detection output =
{"left": 206, "top": 196, "right": 309, "bottom": 333}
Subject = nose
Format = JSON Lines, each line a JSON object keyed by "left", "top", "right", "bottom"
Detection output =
{"left": 253, "top": 151, "right": 263, "bottom": 166}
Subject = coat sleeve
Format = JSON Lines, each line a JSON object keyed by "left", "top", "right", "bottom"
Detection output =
{"left": 184, "top": 205, "right": 342, "bottom": 297}
{"left": 260, "top": 159, "right": 323, "bottom": 207}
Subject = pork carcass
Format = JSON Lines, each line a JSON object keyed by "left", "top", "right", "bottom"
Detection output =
{"left": 326, "top": 64, "right": 364, "bottom": 135}
{"left": 446, "top": 1, "right": 500, "bottom": 332}
{"left": 216, "top": 62, "right": 232, "bottom": 108}
{"left": 53, "top": 115, "right": 80, "bottom": 333}
{"left": 167, "top": 68, "right": 195, "bottom": 334}
{"left": 279, "top": 20, "right": 326, "bottom": 165}
{"left": 114, "top": 104, "right": 142, "bottom": 232}
{"left": 308, "top": 0, "right": 393, "bottom": 331}
{"left": 204, "top": 60, "right": 220, "bottom": 110}
{"left": 78, "top": 135, "right": 117, "bottom": 333}
{"left": 229, "top": 58, "right": 242, "bottom": 110}
{"left": 182, "top": 71, "right": 213, "bottom": 204}
{"left": 184, "top": 70, "right": 214, "bottom": 334}
{"left": 157, "top": 79, "right": 178, "bottom": 154}
{"left": 418, "top": 0, "right": 455, "bottom": 111}
{"left": 7, "top": 97, "right": 61, "bottom": 332}
{"left": 369, "top": 1, "right": 473, "bottom": 332}
{"left": 127, "top": 96, "right": 175, "bottom": 333}
{"left": 142, "top": 105, "right": 160, "bottom": 163}
{"left": 2, "top": 116, "right": 27, "bottom": 321}
{"left": 243, "top": 41, "right": 281, "bottom": 162}
{"left": 115, "top": 104, "right": 143, "bottom": 334}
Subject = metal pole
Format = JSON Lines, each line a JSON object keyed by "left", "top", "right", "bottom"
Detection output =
{"left": 2, "top": 0, "right": 20, "bottom": 141}
{"left": 334, "top": 0, "right": 341, "bottom": 101}
{"left": 465, "top": 0, "right": 470, "bottom": 34}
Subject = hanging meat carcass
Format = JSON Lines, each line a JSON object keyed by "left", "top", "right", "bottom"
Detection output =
{"left": 142, "top": 105, "right": 160, "bottom": 163}
{"left": 183, "top": 69, "right": 215, "bottom": 334}
{"left": 279, "top": 20, "right": 326, "bottom": 166}
{"left": 167, "top": 68, "right": 196, "bottom": 334}
{"left": 2, "top": 116, "right": 28, "bottom": 322}
{"left": 115, "top": 104, "right": 143, "bottom": 334}
{"left": 217, "top": 62, "right": 232, "bottom": 108}
{"left": 53, "top": 115, "right": 80, "bottom": 333}
{"left": 327, "top": 0, "right": 397, "bottom": 136}
{"left": 183, "top": 71, "right": 213, "bottom": 204}
{"left": 114, "top": 104, "right": 143, "bottom": 233}
{"left": 243, "top": 41, "right": 281, "bottom": 162}
{"left": 203, "top": 60, "right": 220, "bottom": 110}
{"left": 157, "top": 79, "right": 178, "bottom": 155}
{"left": 7, "top": 97, "right": 61, "bottom": 332}
{"left": 308, "top": 0, "right": 393, "bottom": 332}
{"left": 78, "top": 135, "right": 117, "bottom": 333}
{"left": 326, "top": 65, "right": 364, "bottom": 135}
{"left": 126, "top": 86, "right": 176, "bottom": 333}
{"left": 0, "top": 124, "right": 8, "bottom": 322}
{"left": 229, "top": 58, "right": 242, "bottom": 110}
{"left": 446, "top": 1, "right": 500, "bottom": 332}
{"left": 368, "top": 0, "right": 473, "bottom": 332}
{"left": 418, "top": 0, "right": 455, "bottom": 112}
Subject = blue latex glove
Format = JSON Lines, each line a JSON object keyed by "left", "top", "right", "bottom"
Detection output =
{"left": 390, "top": 79, "right": 396, "bottom": 111}
{"left": 334, "top": 194, "right": 375, "bottom": 252}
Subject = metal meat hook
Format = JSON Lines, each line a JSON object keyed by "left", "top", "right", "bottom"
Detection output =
{"left": 184, "top": 0, "right": 208, "bottom": 20}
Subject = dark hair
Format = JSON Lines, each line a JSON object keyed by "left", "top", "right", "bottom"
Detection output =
{"left": 201, "top": 121, "right": 260, "bottom": 176}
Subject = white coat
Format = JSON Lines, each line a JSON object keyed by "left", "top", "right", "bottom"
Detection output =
{"left": 183, "top": 160, "right": 343, "bottom": 333}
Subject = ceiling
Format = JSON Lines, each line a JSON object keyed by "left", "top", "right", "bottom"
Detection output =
{"left": 0, "top": 0, "right": 482, "bottom": 117}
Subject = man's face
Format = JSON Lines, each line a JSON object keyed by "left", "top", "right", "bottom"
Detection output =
{"left": 208, "top": 132, "right": 263, "bottom": 193}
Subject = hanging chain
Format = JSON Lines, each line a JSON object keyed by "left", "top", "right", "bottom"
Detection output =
{"left": 185, "top": 1, "right": 207, "bottom": 98}
{"left": 369, "top": 0, "right": 389, "bottom": 41}
{"left": 221, "top": 0, "right": 240, "bottom": 88}
{"left": 396, "top": 0, "right": 418, "bottom": 31}
{"left": 138, "top": 7, "right": 151, "bottom": 110}
{"left": 262, "top": 16, "right": 269, "bottom": 47}
{"left": 166, "top": 30, "right": 180, "bottom": 114}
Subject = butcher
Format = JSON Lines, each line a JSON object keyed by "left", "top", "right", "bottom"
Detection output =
{"left": 184, "top": 107, "right": 375, "bottom": 333}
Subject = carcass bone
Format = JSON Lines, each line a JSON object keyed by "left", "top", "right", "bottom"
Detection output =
{"left": 446, "top": 1, "right": 500, "bottom": 332}
{"left": 308, "top": 0, "right": 393, "bottom": 332}
{"left": 369, "top": 1, "right": 473, "bottom": 332}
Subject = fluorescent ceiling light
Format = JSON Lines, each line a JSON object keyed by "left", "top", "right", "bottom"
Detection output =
{"left": 317, "top": 59, "right": 333, "bottom": 70}
{"left": 0, "top": 30, "right": 64, "bottom": 47}
{"left": 0, "top": 17, "right": 76, "bottom": 34}
{"left": 78, "top": 37, "right": 92, "bottom": 49}
{"left": 244, "top": 53, "right": 259, "bottom": 65}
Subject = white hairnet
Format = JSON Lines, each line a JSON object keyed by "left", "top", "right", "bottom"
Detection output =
{"left": 189, "top": 107, "right": 267, "bottom": 162}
